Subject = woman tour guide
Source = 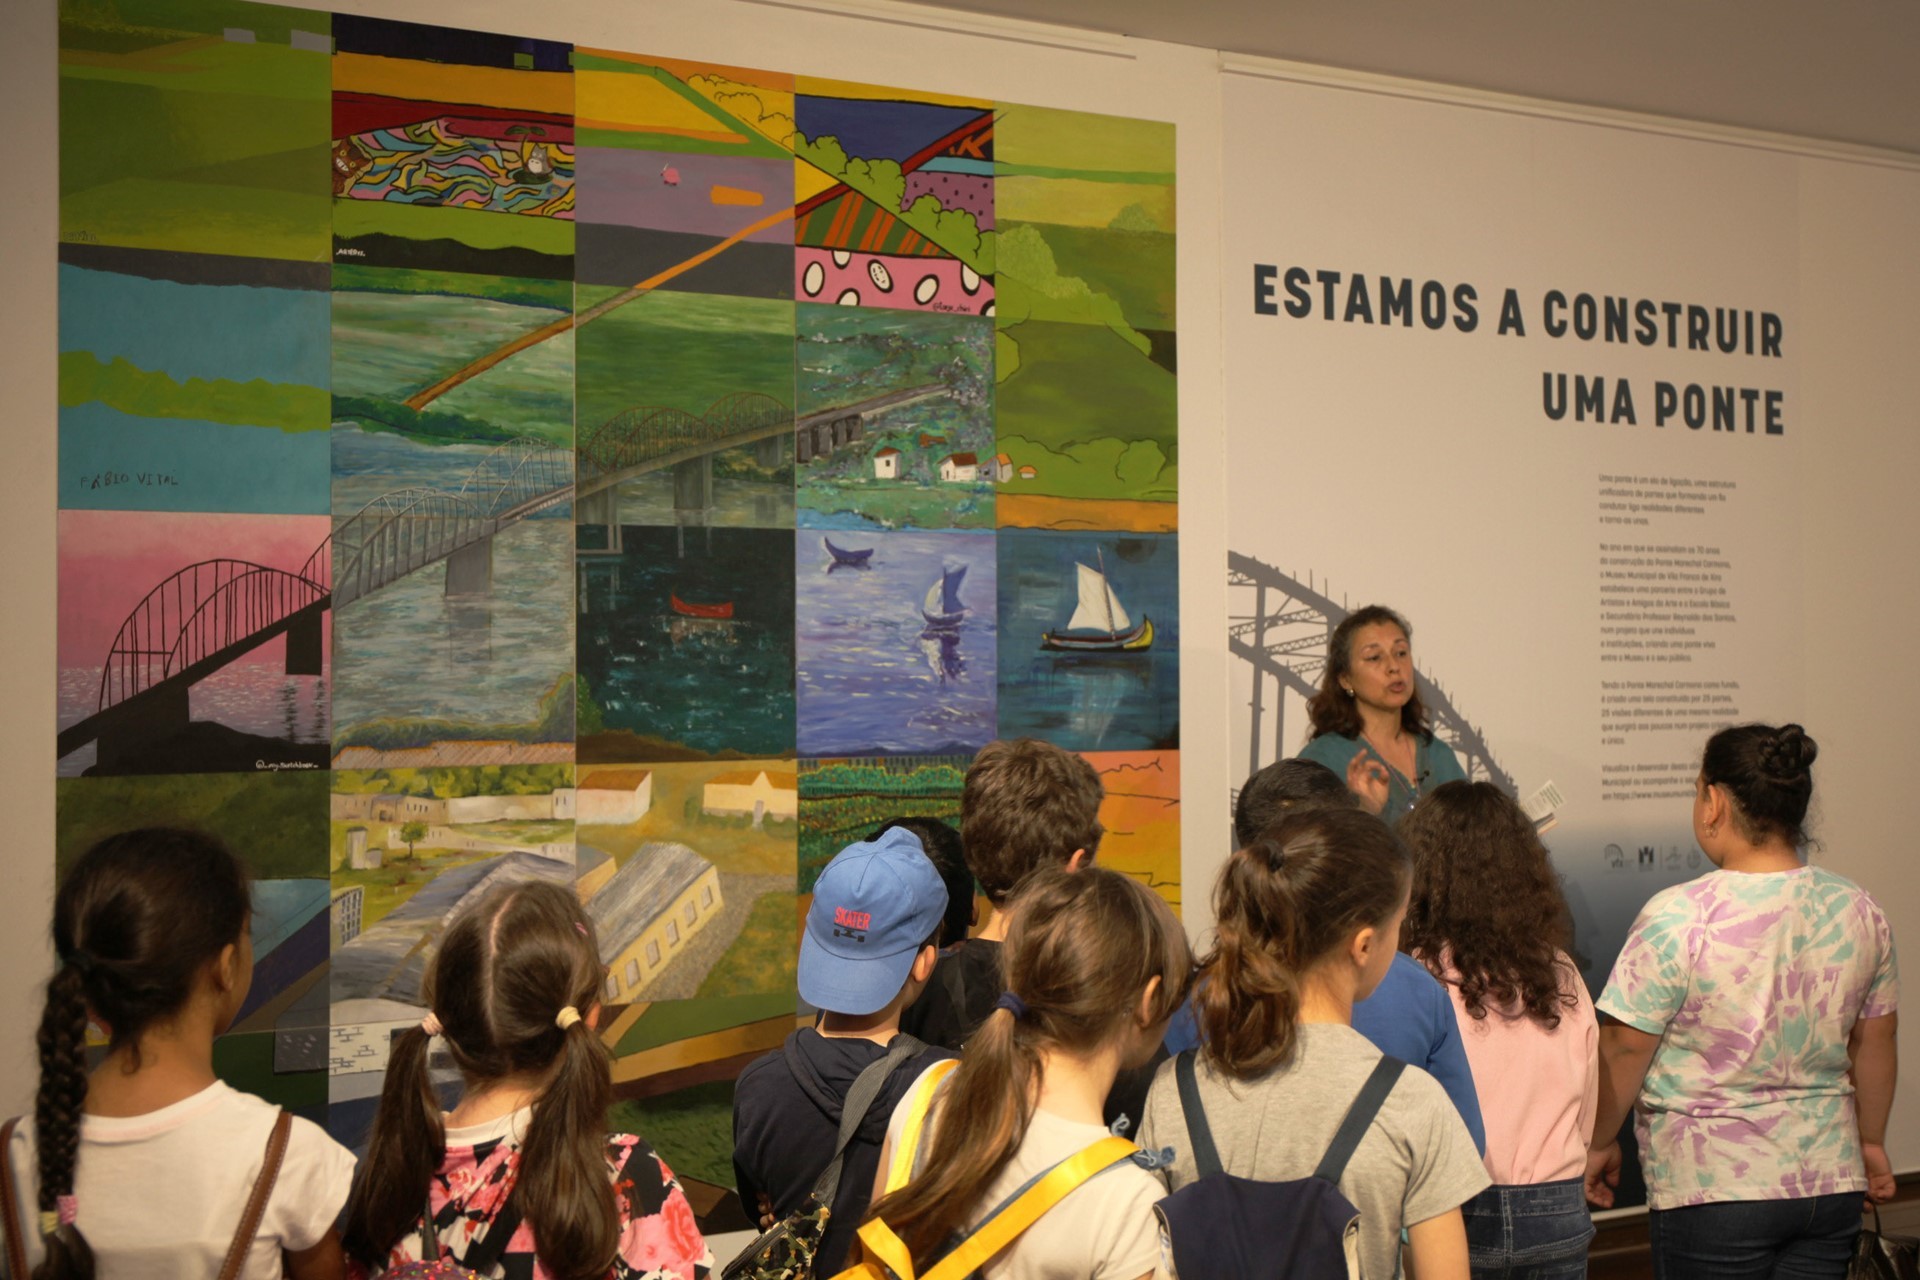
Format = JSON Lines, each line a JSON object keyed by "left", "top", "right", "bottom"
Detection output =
{"left": 1298, "top": 604, "right": 1465, "bottom": 816}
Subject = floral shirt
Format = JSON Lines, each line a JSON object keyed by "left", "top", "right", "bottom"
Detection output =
{"left": 1599, "top": 866, "right": 1898, "bottom": 1209}
{"left": 349, "top": 1114, "right": 712, "bottom": 1280}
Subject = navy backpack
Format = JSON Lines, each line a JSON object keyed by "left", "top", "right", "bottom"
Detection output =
{"left": 1155, "top": 1050, "right": 1406, "bottom": 1280}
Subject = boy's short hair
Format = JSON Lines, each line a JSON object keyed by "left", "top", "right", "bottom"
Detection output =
{"left": 869, "top": 816, "right": 974, "bottom": 947}
{"left": 1233, "top": 758, "right": 1359, "bottom": 847}
{"left": 960, "top": 739, "right": 1104, "bottom": 905}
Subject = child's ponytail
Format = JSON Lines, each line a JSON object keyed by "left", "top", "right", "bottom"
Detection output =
{"left": 32, "top": 828, "right": 251, "bottom": 1280}
{"left": 1198, "top": 841, "right": 1306, "bottom": 1077}
{"left": 346, "top": 880, "right": 617, "bottom": 1280}
{"left": 865, "top": 867, "right": 1190, "bottom": 1266}
{"left": 516, "top": 1014, "right": 618, "bottom": 1280}
{"left": 33, "top": 963, "right": 95, "bottom": 1280}
{"left": 1199, "top": 808, "right": 1409, "bottom": 1080}
{"left": 341, "top": 1023, "right": 445, "bottom": 1268}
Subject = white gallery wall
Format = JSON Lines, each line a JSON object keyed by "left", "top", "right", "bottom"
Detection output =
{"left": 5, "top": 0, "right": 1918, "bottom": 1174}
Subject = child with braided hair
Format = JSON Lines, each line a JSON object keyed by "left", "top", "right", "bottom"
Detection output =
{"left": 3, "top": 828, "right": 356, "bottom": 1279}
{"left": 342, "top": 879, "right": 711, "bottom": 1280}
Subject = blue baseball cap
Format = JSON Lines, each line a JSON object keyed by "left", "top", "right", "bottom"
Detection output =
{"left": 799, "top": 827, "right": 950, "bottom": 1016}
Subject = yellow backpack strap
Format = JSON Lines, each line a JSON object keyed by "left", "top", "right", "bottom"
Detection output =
{"left": 885, "top": 1059, "right": 960, "bottom": 1195}
{"left": 848, "top": 1215, "right": 917, "bottom": 1280}
{"left": 918, "top": 1136, "right": 1139, "bottom": 1280}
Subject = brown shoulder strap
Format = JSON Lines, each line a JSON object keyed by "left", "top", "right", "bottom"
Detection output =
{"left": 216, "top": 1110, "right": 292, "bottom": 1280}
{"left": 0, "top": 1117, "right": 27, "bottom": 1280}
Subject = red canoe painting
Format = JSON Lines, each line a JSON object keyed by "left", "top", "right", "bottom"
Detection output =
{"left": 671, "top": 592, "right": 734, "bottom": 619}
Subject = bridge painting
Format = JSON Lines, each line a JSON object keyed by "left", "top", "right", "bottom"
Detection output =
{"left": 794, "top": 304, "right": 995, "bottom": 531}
{"left": 1227, "top": 551, "right": 1515, "bottom": 795}
{"left": 57, "top": 511, "right": 333, "bottom": 777}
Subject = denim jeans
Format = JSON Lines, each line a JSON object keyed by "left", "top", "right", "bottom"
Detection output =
{"left": 1647, "top": 1193, "right": 1863, "bottom": 1279}
{"left": 1462, "top": 1178, "right": 1594, "bottom": 1279}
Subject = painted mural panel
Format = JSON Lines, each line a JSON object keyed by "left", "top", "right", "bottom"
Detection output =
{"left": 797, "top": 530, "right": 997, "bottom": 757}
{"left": 797, "top": 754, "right": 968, "bottom": 892}
{"left": 330, "top": 17, "right": 575, "bottom": 278}
{"left": 578, "top": 760, "right": 797, "bottom": 1004}
{"left": 58, "top": 0, "right": 333, "bottom": 262}
{"left": 573, "top": 52, "right": 796, "bottom": 298}
{"left": 576, "top": 526, "right": 797, "bottom": 764}
{"left": 1086, "top": 750, "right": 1181, "bottom": 914}
{"left": 573, "top": 291, "right": 796, "bottom": 534}
{"left": 993, "top": 106, "right": 1176, "bottom": 533}
{"left": 995, "top": 529, "right": 1179, "bottom": 751}
{"left": 59, "top": 249, "right": 332, "bottom": 514}
{"left": 57, "top": 510, "right": 331, "bottom": 777}
{"left": 794, "top": 305, "right": 995, "bottom": 531}
{"left": 792, "top": 79, "right": 996, "bottom": 316}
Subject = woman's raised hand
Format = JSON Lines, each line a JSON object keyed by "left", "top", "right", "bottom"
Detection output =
{"left": 1346, "top": 753, "right": 1390, "bottom": 815}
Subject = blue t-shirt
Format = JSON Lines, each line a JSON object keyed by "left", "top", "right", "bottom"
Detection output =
{"left": 1163, "top": 953, "right": 1486, "bottom": 1154}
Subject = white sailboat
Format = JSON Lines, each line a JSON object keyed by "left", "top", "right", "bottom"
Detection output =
{"left": 1041, "top": 552, "right": 1154, "bottom": 651}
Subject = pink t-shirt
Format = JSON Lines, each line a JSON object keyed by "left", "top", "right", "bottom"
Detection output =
{"left": 1428, "top": 950, "right": 1597, "bottom": 1185}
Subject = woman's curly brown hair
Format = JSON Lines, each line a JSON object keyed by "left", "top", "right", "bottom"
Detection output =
{"left": 1399, "top": 781, "right": 1577, "bottom": 1028}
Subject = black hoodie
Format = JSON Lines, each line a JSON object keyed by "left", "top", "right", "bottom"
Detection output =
{"left": 732, "top": 1028, "right": 956, "bottom": 1275}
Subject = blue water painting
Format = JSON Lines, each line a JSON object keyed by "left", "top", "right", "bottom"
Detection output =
{"left": 996, "top": 530, "right": 1180, "bottom": 752}
{"left": 578, "top": 526, "right": 796, "bottom": 759}
{"left": 797, "top": 530, "right": 998, "bottom": 756}
{"left": 332, "top": 519, "right": 575, "bottom": 747}
{"left": 60, "top": 263, "right": 328, "bottom": 386}
{"left": 59, "top": 263, "right": 330, "bottom": 512}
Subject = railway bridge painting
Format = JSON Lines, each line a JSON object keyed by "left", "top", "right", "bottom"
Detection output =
{"left": 58, "top": 385, "right": 959, "bottom": 771}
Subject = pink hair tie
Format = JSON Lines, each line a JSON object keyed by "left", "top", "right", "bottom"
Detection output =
{"left": 421, "top": 1012, "right": 443, "bottom": 1037}
{"left": 56, "top": 1194, "right": 77, "bottom": 1227}
{"left": 574, "top": 921, "right": 589, "bottom": 937}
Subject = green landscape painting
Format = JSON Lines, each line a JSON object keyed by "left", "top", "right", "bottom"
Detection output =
{"left": 994, "top": 105, "right": 1176, "bottom": 533}
{"left": 60, "top": 0, "right": 333, "bottom": 262}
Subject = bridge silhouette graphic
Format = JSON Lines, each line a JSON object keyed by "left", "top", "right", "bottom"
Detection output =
{"left": 1228, "top": 550, "right": 1513, "bottom": 792}
{"left": 59, "top": 385, "right": 954, "bottom": 767}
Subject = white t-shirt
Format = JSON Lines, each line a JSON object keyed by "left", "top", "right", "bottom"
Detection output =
{"left": 4, "top": 1081, "right": 356, "bottom": 1278}
{"left": 881, "top": 1067, "right": 1163, "bottom": 1280}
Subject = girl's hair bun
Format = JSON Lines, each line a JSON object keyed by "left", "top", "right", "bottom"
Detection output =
{"left": 1759, "top": 723, "right": 1818, "bottom": 781}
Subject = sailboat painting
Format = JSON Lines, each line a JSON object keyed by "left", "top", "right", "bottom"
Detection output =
{"left": 1040, "top": 557, "right": 1153, "bottom": 651}
{"left": 822, "top": 536, "right": 874, "bottom": 568}
{"left": 921, "top": 565, "right": 970, "bottom": 629}
{"left": 796, "top": 531, "right": 997, "bottom": 757}
{"left": 998, "top": 530, "right": 1179, "bottom": 753}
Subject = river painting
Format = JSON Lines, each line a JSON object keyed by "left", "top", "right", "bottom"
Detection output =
{"left": 577, "top": 525, "right": 796, "bottom": 762}
{"left": 330, "top": 426, "right": 575, "bottom": 760}
{"left": 996, "top": 529, "right": 1179, "bottom": 752}
{"left": 796, "top": 530, "right": 997, "bottom": 757}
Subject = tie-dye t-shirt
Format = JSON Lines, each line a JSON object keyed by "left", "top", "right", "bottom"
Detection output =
{"left": 1599, "top": 865, "right": 1898, "bottom": 1209}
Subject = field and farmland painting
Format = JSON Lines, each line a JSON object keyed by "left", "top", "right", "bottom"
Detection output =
{"left": 54, "top": 2, "right": 1178, "bottom": 1235}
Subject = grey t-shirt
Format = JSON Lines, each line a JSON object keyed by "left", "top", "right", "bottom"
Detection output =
{"left": 1137, "top": 1023, "right": 1490, "bottom": 1280}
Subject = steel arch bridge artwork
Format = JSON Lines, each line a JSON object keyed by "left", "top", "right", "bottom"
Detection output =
{"left": 53, "top": 0, "right": 1179, "bottom": 1234}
